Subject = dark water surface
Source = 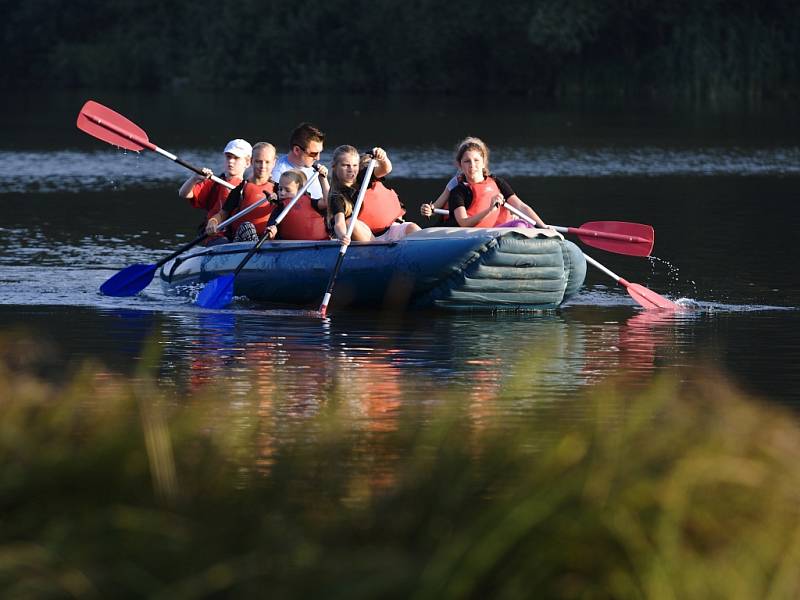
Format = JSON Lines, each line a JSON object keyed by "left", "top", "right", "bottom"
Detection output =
{"left": 1, "top": 92, "right": 799, "bottom": 421}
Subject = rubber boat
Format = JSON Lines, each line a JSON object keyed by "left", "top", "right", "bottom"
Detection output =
{"left": 159, "top": 227, "right": 587, "bottom": 311}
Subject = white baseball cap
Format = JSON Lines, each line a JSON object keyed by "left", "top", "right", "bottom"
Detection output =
{"left": 223, "top": 138, "right": 252, "bottom": 158}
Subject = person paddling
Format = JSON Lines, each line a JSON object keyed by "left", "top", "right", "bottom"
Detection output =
{"left": 178, "top": 138, "right": 252, "bottom": 245}
{"left": 327, "top": 145, "right": 420, "bottom": 246}
{"left": 422, "top": 137, "right": 549, "bottom": 229}
{"left": 204, "top": 142, "right": 278, "bottom": 242}
{"left": 271, "top": 123, "right": 327, "bottom": 209}
{"left": 261, "top": 168, "right": 330, "bottom": 241}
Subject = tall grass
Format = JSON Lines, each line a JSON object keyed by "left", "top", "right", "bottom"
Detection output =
{"left": 2, "top": 335, "right": 800, "bottom": 598}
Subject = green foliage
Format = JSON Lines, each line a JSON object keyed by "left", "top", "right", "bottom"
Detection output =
{"left": 3, "top": 0, "right": 798, "bottom": 101}
{"left": 2, "top": 334, "right": 800, "bottom": 598}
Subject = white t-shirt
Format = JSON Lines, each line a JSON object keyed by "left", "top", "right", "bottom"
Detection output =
{"left": 271, "top": 154, "right": 323, "bottom": 200}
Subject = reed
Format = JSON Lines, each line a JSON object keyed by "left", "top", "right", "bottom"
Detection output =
{"left": 2, "top": 335, "right": 800, "bottom": 598}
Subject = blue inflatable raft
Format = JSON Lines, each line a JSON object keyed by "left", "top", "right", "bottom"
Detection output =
{"left": 159, "top": 227, "right": 586, "bottom": 311}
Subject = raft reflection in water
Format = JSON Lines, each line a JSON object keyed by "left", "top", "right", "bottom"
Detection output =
{"left": 165, "top": 308, "right": 686, "bottom": 434}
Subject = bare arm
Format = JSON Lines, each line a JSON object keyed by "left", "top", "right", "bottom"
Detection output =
{"left": 371, "top": 147, "right": 392, "bottom": 178}
{"left": 317, "top": 164, "right": 329, "bottom": 210}
{"left": 204, "top": 209, "right": 229, "bottom": 235}
{"left": 178, "top": 168, "right": 212, "bottom": 199}
{"left": 506, "top": 195, "right": 547, "bottom": 228}
{"left": 421, "top": 179, "right": 454, "bottom": 217}
{"left": 453, "top": 195, "right": 506, "bottom": 227}
{"left": 332, "top": 212, "right": 350, "bottom": 246}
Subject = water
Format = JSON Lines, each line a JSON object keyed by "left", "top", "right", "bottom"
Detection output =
{"left": 2, "top": 91, "right": 799, "bottom": 422}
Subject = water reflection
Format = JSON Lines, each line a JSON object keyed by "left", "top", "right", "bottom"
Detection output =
{"left": 154, "top": 308, "right": 705, "bottom": 432}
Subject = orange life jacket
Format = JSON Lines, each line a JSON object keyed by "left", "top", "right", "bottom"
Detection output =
{"left": 358, "top": 181, "right": 405, "bottom": 234}
{"left": 190, "top": 175, "right": 243, "bottom": 218}
{"left": 464, "top": 176, "right": 512, "bottom": 228}
{"left": 228, "top": 180, "right": 276, "bottom": 236}
{"left": 277, "top": 193, "right": 329, "bottom": 240}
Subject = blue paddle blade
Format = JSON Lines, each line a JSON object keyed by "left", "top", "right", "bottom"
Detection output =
{"left": 100, "top": 263, "right": 157, "bottom": 296}
{"left": 195, "top": 275, "right": 235, "bottom": 309}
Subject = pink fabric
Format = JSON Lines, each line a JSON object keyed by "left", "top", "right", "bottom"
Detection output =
{"left": 498, "top": 218, "right": 534, "bottom": 229}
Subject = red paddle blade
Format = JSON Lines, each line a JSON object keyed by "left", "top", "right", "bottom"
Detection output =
{"left": 625, "top": 282, "right": 679, "bottom": 310}
{"left": 574, "top": 221, "right": 654, "bottom": 257}
{"left": 77, "top": 100, "right": 148, "bottom": 152}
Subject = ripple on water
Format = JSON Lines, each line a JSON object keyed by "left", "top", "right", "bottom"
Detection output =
{"left": 1, "top": 145, "right": 800, "bottom": 192}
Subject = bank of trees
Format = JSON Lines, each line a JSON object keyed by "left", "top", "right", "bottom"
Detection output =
{"left": 4, "top": 0, "right": 798, "bottom": 102}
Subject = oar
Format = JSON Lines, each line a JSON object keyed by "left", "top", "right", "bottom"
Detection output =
{"left": 99, "top": 196, "right": 274, "bottom": 296}
{"left": 489, "top": 203, "right": 678, "bottom": 310}
{"left": 195, "top": 166, "right": 322, "bottom": 309}
{"left": 432, "top": 208, "right": 654, "bottom": 257}
{"left": 318, "top": 158, "right": 378, "bottom": 317}
{"left": 581, "top": 253, "right": 677, "bottom": 310}
{"left": 77, "top": 100, "right": 234, "bottom": 190}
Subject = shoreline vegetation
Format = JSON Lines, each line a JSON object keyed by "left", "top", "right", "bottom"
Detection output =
{"left": 3, "top": 334, "right": 800, "bottom": 597}
{"left": 4, "top": 1, "right": 799, "bottom": 105}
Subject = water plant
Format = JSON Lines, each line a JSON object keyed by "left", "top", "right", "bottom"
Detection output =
{"left": 1, "top": 334, "right": 799, "bottom": 598}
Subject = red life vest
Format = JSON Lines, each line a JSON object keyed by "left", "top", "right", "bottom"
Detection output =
{"left": 228, "top": 180, "right": 276, "bottom": 236}
{"left": 277, "top": 193, "right": 329, "bottom": 240}
{"left": 464, "top": 177, "right": 512, "bottom": 228}
{"left": 358, "top": 181, "right": 405, "bottom": 234}
{"left": 190, "top": 175, "right": 243, "bottom": 218}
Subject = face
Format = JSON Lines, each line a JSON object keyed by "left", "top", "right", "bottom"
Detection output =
{"left": 294, "top": 139, "right": 323, "bottom": 168}
{"left": 224, "top": 152, "right": 251, "bottom": 178}
{"left": 334, "top": 152, "right": 359, "bottom": 186}
{"left": 278, "top": 176, "right": 300, "bottom": 200}
{"left": 251, "top": 148, "right": 276, "bottom": 181}
{"left": 458, "top": 149, "right": 485, "bottom": 182}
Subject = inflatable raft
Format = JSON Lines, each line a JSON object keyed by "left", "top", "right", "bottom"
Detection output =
{"left": 159, "top": 227, "right": 586, "bottom": 311}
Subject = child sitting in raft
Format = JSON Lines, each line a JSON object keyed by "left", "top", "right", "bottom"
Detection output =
{"left": 260, "top": 168, "right": 330, "bottom": 241}
{"left": 421, "top": 136, "right": 549, "bottom": 229}
{"left": 178, "top": 138, "right": 251, "bottom": 245}
{"left": 419, "top": 136, "right": 486, "bottom": 221}
{"left": 327, "top": 145, "right": 421, "bottom": 246}
{"left": 204, "top": 141, "right": 278, "bottom": 242}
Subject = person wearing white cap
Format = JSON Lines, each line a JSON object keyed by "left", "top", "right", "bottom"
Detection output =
{"left": 178, "top": 138, "right": 252, "bottom": 245}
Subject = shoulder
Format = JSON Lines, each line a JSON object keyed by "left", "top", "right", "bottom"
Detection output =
{"left": 449, "top": 182, "right": 469, "bottom": 206}
{"left": 491, "top": 175, "right": 514, "bottom": 195}
{"left": 328, "top": 191, "right": 347, "bottom": 212}
{"left": 271, "top": 155, "right": 291, "bottom": 175}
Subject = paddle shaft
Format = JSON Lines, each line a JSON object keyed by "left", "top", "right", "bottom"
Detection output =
{"left": 318, "top": 159, "right": 378, "bottom": 316}
{"left": 229, "top": 169, "right": 321, "bottom": 278}
{"left": 431, "top": 208, "right": 650, "bottom": 245}
{"left": 83, "top": 112, "right": 234, "bottom": 190}
{"left": 154, "top": 193, "right": 275, "bottom": 269}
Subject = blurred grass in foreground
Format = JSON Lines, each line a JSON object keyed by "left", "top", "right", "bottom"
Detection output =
{"left": 2, "top": 334, "right": 800, "bottom": 599}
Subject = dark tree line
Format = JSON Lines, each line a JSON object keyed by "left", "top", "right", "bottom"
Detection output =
{"left": 3, "top": 0, "right": 798, "bottom": 102}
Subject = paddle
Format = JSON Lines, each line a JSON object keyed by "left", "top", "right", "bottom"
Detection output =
{"left": 432, "top": 208, "right": 654, "bottom": 257}
{"left": 488, "top": 202, "right": 678, "bottom": 310}
{"left": 99, "top": 196, "right": 274, "bottom": 296}
{"left": 318, "top": 158, "right": 378, "bottom": 317}
{"left": 195, "top": 166, "right": 322, "bottom": 309}
{"left": 77, "top": 100, "right": 235, "bottom": 190}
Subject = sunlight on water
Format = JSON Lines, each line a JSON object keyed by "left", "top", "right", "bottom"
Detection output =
{"left": 2, "top": 145, "right": 799, "bottom": 192}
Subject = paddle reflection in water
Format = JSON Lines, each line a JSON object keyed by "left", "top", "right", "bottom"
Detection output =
{"left": 160, "top": 311, "right": 606, "bottom": 431}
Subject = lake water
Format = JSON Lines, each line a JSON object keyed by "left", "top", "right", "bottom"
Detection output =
{"left": 1, "top": 91, "right": 799, "bottom": 424}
